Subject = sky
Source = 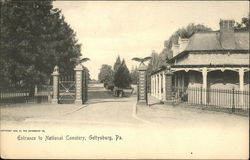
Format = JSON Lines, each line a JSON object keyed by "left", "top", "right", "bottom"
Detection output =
{"left": 53, "top": 1, "right": 249, "bottom": 80}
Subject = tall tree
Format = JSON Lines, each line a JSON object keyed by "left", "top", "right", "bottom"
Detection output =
{"left": 113, "top": 59, "right": 131, "bottom": 89}
{"left": 113, "top": 55, "right": 121, "bottom": 73}
{"left": 147, "top": 50, "right": 160, "bottom": 74}
{"left": 147, "top": 23, "right": 212, "bottom": 80}
{"left": 0, "top": 0, "right": 81, "bottom": 89}
{"left": 98, "top": 64, "right": 113, "bottom": 84}
{"left": 235, "top": 13, "right": 250, "bottom": 31}
{"left": 164, "top": 23, "right": 212, "bottom": 52}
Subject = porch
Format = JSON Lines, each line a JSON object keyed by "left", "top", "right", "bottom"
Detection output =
{"left": 150, "top": 64, "right": 250, "bottom": 114}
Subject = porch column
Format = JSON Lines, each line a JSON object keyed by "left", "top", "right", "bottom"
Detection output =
{"left": 163, "top": 71, "right": 166, "bottom": 101}
{"left": 150, "top": 76, "right": 152, "bottom": 95}
{"left": 155, "top": 75, "right": 157, "bottom": 98}
{"left": 152, "top": 76, "right": 154, "bottom": 96}
{"left": 202, "top": 67, "right": 207, "bottom": 104}
{"left": 159, "top": 73, "right": 162, "bottom": 100}
{"left": 153, "top": 75, "right": 156, "bottom": 97}
{"left": 174, "top": 74, "right": 177, "bottom": 88}
{"left": 156, "top": 74, "right": 159, "bottom": 99}
{"left": 51, "top": 65, "right": 59, "bottom": 104}
{"left": 239, "top": 68, "right": 244, "bottom": 106}
{"left": 154, "top": 75, "right": 157, "bottom": 97}
{"left": 74, "top": 64, "right": 83, "bottom": 105}
{"left": 151, "top": 76, "right": 153, "bottom": 96}
{"left": 182, "top": 72, "right": 185, "bottom": 89}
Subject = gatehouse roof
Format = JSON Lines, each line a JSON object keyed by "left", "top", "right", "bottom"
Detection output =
{"left": 185, "top": 31, "right": 249, "bottom": 51}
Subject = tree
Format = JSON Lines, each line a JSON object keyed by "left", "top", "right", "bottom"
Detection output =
{"left": 235, "top": 13, "right": 250, "bottom": 31}
{"left": 113, "top": 59, "right": 131, "bottom": 89}
{"left": 0, "top": 0, "right": 81, "bottom": 90}
{"left": 147, "top": 23, "right": 212, "bottom": 84}
{"left": 148, "top": 23, "right": 212, "bottom": 72}
{"left": 147, "top": 50, "right": 160, "bottom": 74}
{"left": 164, "top": 23, "right": 212, "bottom": 52}
{"left": 98, "top": 64, "right": 114, "bottom": 85}
{"left": 113, "top": 55, "right": 121, "bottom": 73}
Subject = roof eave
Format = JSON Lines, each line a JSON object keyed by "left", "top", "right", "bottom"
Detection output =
{"left": 167, "top": 49, "right": 249, "bottom": 63}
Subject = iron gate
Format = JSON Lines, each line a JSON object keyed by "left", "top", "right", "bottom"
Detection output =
{"left": 59, "top": 73, "right": 75, "bottom": 104}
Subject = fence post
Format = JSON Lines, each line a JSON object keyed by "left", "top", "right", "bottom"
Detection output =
{"left": 51, "top": 65, "right": 59, "bottom": 104}
{"left": 232, "top": 87, "right": 235, "bottom": 113}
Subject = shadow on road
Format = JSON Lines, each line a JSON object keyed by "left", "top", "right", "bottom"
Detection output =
{"left": 86, "top": 100, "right": 131, "bottom": 105}
{"left": 88, "top": 90, "right": 118, "bottom": 100}
{"left": 88, "top": 88, "right": 134, "bottom": 100}
{"left": 148, "top": 102, "right": 163, "bottom": 107}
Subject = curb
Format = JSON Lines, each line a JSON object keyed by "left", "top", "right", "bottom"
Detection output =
{"left": 63, "top": 104, "right": 88, "bottom": 115}
{"left": 132, "top": 103, "right": 158, "bottom": 126}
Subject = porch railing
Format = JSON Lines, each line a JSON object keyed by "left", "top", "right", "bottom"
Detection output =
{"left": 172, "top": 86, "right": 249, "bottom": 115}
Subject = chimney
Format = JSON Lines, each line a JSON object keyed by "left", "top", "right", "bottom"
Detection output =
{"left": 179, "top": 37, "right": 189, "bottom": 53}
{"left": 172, "top": 41, "right": 180, "bottom": 57}
{"left": 219, "top": 19, "right": 236, "bottom": 49}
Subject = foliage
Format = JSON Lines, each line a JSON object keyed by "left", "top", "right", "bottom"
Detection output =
{"left": 113, "top": 55, "right": 122, "bottom": 73}
{"left": 145, "top": 23, "right": 212, "bottom": 94}
{"left": 235, "top": 13, "right": 250, "bottom": 31}
{"left": 113, "top": 58, "right": 131, "bottom": 89}
{"left": 98, "top": 64, "right": 114, "bottom": 84}
{"left": 164, "top": 23, "right": 212, "bottom": 51}
{"left": 0, "top": 0, "right": 81, "bottom": 89}
{"left": 147, "top": 50, "right": 160, "bottom": 75}
{"left": 147, "top": 23, "right": 212, "bottom": 76}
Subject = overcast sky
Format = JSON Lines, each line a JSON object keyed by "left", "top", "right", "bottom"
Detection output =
{"left": 53, "top": 1, "right": 249, "bottom": 80}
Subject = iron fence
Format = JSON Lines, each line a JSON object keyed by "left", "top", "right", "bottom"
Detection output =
{"left": 172, "top": 86, "right": 249, "bottom": 115}
{"left": 0, "top": 85, "right": 52, "bottom": 104}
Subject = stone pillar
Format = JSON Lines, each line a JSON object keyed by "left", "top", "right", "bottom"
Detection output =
{"left": 82, "top": 68, "right": 88, "bottom": 103}
{"left": 239, "top": 68, "right": 244, "bottom": 106}
{"left": 74, "top": 64, "right": 83, "bottom": 105}
{"left": 165, "top": 68, "right": 173, "bottom": 102}
{"left": 163, "top": 71, "right": 166, "bottom": 101}
{"left": 202, "top": 67, "right": 207, "bottom": 104}
{"left": 138, "top": 63, "right": 148, "bottom": 105}
{"left": 51, "top": 65, "right": 59, "bottom": 104}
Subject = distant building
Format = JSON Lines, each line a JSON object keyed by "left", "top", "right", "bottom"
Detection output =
{"left": 151, "top": 19, "right": 249, "bottom": 107}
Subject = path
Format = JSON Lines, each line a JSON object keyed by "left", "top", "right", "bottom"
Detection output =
{"left": 0, "top": 83, "right": 144, "bottom": 127}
